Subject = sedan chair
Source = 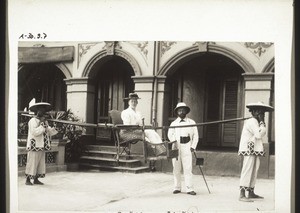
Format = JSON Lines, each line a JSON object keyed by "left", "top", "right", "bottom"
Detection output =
{"left": 109, "top": 110, "right": 178, "bottom": 163}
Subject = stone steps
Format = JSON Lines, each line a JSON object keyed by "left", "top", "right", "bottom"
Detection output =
{"left": 79, "top": 163, "right": 150, "bottom": 174}
{"left": 79, "top": 145, "right": 150, "bottom": 173}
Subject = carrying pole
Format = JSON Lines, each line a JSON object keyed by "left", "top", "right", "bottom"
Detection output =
{"left": 193, "top": 152, "right": 211, "bottom": 194}
{"left": 21, "top": 113, "right": 113, "bottom": 128}
{"left": 21, "top": 113, "right": 250, "bottom": 130}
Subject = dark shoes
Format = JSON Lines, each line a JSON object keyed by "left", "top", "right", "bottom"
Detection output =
{"left": 187, "top": 191, "right": 196, "bottom": 195}
{"left": 239, "top": 189, "right": 253, "bottom": 202}
{"left": 33, "top": 179, "right": 44, "bottom": 185}
{"left": 173, "top": 190, "right": 196, "bottom": 195}
{"left": 25, "top": 177, "right": 44, "bottom": 185}
{"left": 239, "top": 192, "right": 262, "bottom": 201}
{"left": 248, "top": 192, "right": 264, "bottom": 199}
{"left": 25, "top": 180, "right": 33, "bottom": 185}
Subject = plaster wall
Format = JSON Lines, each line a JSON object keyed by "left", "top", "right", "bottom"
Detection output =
{"left": 159, "top": 41, "right": 274, "bottom": 75}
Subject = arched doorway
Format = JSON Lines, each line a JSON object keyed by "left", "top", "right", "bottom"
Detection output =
{"left": 18, "top": 63, "right": 67, "bottom": 111}
{"left": 165, "top": 52, "right": 244, "bottom": 150}
{"left": 89, "top": 56, "right": 135, "bottom": 142}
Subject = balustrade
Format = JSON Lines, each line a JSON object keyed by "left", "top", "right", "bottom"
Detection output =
{"left": 17, "top": 112, "right": 68, "bottom": 174}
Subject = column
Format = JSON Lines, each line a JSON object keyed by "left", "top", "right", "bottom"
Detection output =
{"left": 155, "top": 76, "right": 168, "bottom": 137}
{"left": 64, "top": 78, "right": 95, "bottom": 134}
{"left": 242, "top": 72, "right": 274, "bottom": 178}
{"left": 242, "top": 73, "right": 274, "bottom": 131}
{"left": 131, "top": 76, "right": 155, "bottom": 126}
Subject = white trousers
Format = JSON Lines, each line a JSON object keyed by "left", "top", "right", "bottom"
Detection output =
{"left": 25, "top": 151, "right": 46, "bottom": 179}
{"left": 172, "top": 143, "right": 194, "bottom": 192}
{"left": 239, "top": 155, "right": 260, "bottom": 189}
{"left": 144, "top": 129, "right": 163, "bottom": 144}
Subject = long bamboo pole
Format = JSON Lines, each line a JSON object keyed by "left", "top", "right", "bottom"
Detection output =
{"left": 21, "top": 113, "right": 251, "bottom": 129}
{"left": 20, "top": 113, "right": 113, "bottom": 128}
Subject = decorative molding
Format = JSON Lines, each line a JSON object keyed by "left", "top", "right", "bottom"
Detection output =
{"left": 242, "top": 73, "right": 274, "bottom": 81}
{"left": 115, "top": 50, "right": 140, "bottom": 75}
{"left": 18, "top": 64, "right": 24, "bottom": 71}
{"left": 131, "top": 76, "right": 155, "bottom": 84}
{"left": 54, "top": 63, "right": 72, "bottom": 78}
{"left": 128, "top": 41, "right": 149, "bottom": 63}
{"left": 136, "top": 42, "right": 148, "bottom": 58}
{"left": 18, "top": 62, "right": 72, "bottom": 78}
{"left": 64, "top": 77, "right": 90, "bottom": 85}
{"left": 262, "top": 58, "right": 275, "bottom": 73}
{"left": 102, "top": 41, "right": 122, "bottom": 55}
{"left": 156, "top": 75, "right": 167, "bottom": 84}
{"left": 78, "top": 43, "right": 98, "bottom": 68}
{"left": 193, "top": 41, "right": 216, "bottom": 52}
{"left": 82, "top": 49, "right": 141, "bottom": 77}
{"left": 160, "top": 41, "right": 176, "bottom": 56}
{"left": 159, "top": 43, "right": 255, "bottom": 76}
{"left": 244, "top": 42, "right": 273, "bottom": 57}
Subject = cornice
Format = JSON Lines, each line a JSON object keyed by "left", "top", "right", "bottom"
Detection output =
{"left": 242, "top": 73, "right": 274, "bottom": 81}
{"left": 64, "top": 77, "right": 91, "bottom": 85}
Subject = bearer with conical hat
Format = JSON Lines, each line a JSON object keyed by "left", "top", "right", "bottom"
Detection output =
{"left": 25, "top": 99, "right": 58, "bottom": 185}
{"left": 238, "top": 101, "right": 274, "bottom": 202}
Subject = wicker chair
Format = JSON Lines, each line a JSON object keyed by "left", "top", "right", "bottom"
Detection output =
{"left": 109, "top": 110, "right": 178, "bottom": 163}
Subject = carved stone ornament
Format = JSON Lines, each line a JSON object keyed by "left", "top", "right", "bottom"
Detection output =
{"left": 161, "top": 41, "right": 176, "bottom": 56}
{"left": 244, "top": 42, "right": 273, "bottom": 57}
{"left": 78, "top": 42, "right": 98, "bottom": 67}
{"left": 135, "top": 41, "right": 148, "bottom": 58}
{"left": 103, "top": 41, "right": 122, "bottom": 55}
{"left": 128, "top": 41, "right": 148, "bottom": 65}
{"left": 193, "top": 41, "right": 216, "bottom": 52}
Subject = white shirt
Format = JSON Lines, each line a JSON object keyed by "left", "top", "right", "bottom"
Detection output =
{"left": 238, "top": 117, "right": 266, "bottom": 155}
{"left": 26, "top": 117, "right": 58, "bottom": 149}
{"left": 168, "top": 117, "right": 199, "bottom": 149}
{"left": 121, "top": 107, "right": 143, "bottom": 125}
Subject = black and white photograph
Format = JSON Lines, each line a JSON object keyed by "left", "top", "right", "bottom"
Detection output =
{"left": 7, "top": 1, "right": 293, "bottom": 213}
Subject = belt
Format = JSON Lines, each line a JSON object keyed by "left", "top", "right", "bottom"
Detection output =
{"left": 180, "top": 136, "right": 190, "bottom": 144}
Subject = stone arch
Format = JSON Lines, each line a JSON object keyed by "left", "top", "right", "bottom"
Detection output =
{"left": 17, "top": 63, "right": 68, "bottom": 110}
{"left": 158, "top": 43, "right": 255, "bottom": 76}
{"left": 82, "top": 49, "right": 142, "bottom": 77}
{"left": 262, "top": 57, "right": 275, "bottom": 73}
{"left": 18, "top": 64, "right": 24, "bottom": 72}
{"left": 18, "top": 63, "right": 71, "bottom": 78}
{"left": 54, "top": 63, "right": 72, "bottom": 78}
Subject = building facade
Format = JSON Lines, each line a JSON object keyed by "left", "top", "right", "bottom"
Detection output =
{"left": 18, "top": 41, "right": 275, "bottom": 177}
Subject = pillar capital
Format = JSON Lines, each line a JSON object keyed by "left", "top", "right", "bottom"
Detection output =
{"left": 131, "top": 76, "right": 155, "bottom": 84}
{"left": 64, "top": 77, "right": 94, "bottom": 85}
{"left": 242, "top": 73, "right": 274, "bottom": 81}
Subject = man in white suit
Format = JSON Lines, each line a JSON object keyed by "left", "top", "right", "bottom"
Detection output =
{"left": 168, "top": 102, "right": 199, "bottom": 195}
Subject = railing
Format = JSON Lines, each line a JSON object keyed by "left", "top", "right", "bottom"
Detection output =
{"left": 18, "top": 139, "right": 69, "bottom": 176}
{"left": 18, "top": 111, "right": 30, "bottom": 139}
{"left": 18, "top": 149, "right": 58, "bottom": 167}
{"left": 17, "top": 112, "right": 69, "bottom": 172}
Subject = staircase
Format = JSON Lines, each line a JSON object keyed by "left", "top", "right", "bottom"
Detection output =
{"left": 79, "top": 145, "right": 150, "bottom": 173}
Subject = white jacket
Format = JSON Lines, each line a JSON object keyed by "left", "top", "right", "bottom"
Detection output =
{"left": 238, "top": 117, "right": 266, "bottom": 156}
{"left": 168, "top": 117, "right": 199, "bottom": 150}
{"left": 26, "top": 117, "right": 58, "bottom": 151}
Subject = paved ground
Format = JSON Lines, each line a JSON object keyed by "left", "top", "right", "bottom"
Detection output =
{"left": 18, "top": 170, "right": 275, "bottom": 213}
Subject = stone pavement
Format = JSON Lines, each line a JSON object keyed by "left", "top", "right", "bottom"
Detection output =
{"left": 18, "top": 170, "right": 275, "bottom": 213}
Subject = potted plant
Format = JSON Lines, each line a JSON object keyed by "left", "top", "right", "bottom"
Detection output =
{"left": 17, "top": 111, "right": 30, "bottom": 147}
{"left": 48, "top": 110, "right": 86, "bottom": 163}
